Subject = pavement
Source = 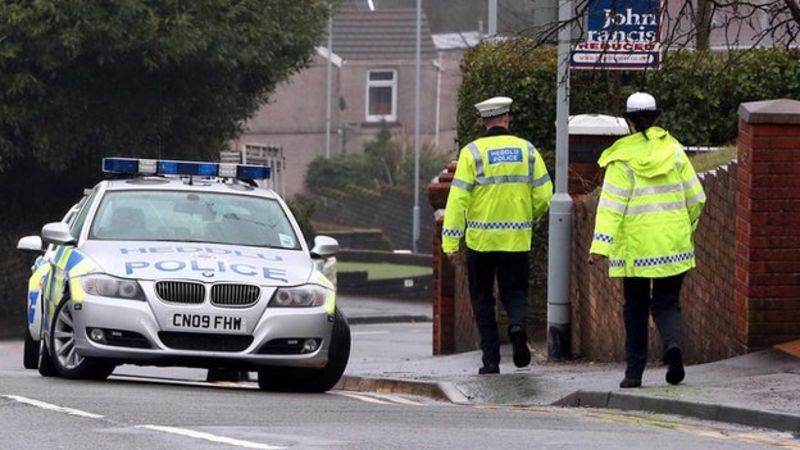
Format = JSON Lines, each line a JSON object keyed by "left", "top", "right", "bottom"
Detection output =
{"left": 337, "top": 294, "right": 800, "bottom": 434}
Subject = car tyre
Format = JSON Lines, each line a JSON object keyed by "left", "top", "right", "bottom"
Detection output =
{"left": 49, "top": 300, "right": 116, "bottom": 380}
{"left": 24, "top": 327, "right": 39, "bottom": 369}
{"left": 258, "top": 308, "right": 351, "bottom": 393}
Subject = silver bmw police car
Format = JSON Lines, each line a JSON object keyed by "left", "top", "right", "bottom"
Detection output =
{"left": 17, "top": 158, "right": 350, "bottom": 392}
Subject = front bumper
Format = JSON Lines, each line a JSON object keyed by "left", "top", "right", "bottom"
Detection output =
{"left": 71, "top": 292, "right": 334, "bottom": 370}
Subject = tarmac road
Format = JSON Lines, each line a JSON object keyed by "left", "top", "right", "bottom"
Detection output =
{"left": 0, "top": 329, "right": 795, "bottom": 449}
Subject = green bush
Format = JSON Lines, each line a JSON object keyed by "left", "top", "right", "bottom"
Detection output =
{"left": 285, "top": 195, "right": 317, "bottom": 245}
{"left": 305, "top": 122, "right": 447, "bottom": 196}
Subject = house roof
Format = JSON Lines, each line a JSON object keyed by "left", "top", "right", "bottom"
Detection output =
{"left": 331, "top": 8, "right": 437, "bottom": 61}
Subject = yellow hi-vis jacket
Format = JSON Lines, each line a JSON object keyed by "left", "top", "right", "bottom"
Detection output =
{"left": 590, "top": 127, "right": 706, "bottom": 278}
{"left": 442, "top": 131, "right": 553, "bottom": 253}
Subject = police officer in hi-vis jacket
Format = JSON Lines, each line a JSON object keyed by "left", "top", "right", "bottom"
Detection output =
{"left": 589, "top": 92, "right": 706, "bottom": 388}
{"left": 442, "top": 96, "right": 553, "bottom": 375}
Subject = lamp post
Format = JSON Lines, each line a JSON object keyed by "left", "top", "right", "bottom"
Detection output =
{"left": 412, "top": 0, "right": 421, "bottom": 253}
{"left": 547, "top": 0, "right": 574, "bottom": 359}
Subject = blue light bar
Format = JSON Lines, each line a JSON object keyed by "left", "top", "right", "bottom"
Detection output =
{"left": 102, "top": 158, "right": 139, "bottom": 174}
{"left": 158, "top": 160, "right": 219, "bottom": 177}
{"left": 237, "top": 164, "right": 271, "bottom": 180}
{"left": 102, "top": 157, "right": 270, "bottom": 180}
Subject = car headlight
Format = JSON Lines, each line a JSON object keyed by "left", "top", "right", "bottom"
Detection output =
{"left": 80, "top": 274, "right": 145, "bottom": 300}
{"left": 269, "top": 285, "right": 328, "bottom": 307}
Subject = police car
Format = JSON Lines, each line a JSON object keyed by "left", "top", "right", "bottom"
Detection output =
{"left": 16, "top": 158, "right": 350, "bottom": 392}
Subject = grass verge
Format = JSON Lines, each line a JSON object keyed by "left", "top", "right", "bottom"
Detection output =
{"left": 338, "top": 262, "right": 432, "bottom": 280}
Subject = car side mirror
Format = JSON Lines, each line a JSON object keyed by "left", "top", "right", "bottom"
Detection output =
{"left": 310, "top": 235, "right": 339, "bottom": 259}
{"left": 17, "top": 235, "right": 44, "bottom": 253}
{"left": 41, "top": 222, "right": 76, "bottom": 246}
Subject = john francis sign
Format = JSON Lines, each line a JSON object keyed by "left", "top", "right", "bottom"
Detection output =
{"left": 571, "top": 0, "right": 662, "bottom": 71}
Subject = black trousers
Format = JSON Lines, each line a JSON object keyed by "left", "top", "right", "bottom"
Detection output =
{"left": 466, "top": 249, "right": 529, "bottom": 367}
{"left": 622, "top": 273, "right": 685, "bottom": 379}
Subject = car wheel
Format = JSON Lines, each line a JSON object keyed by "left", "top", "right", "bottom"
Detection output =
{"left": 258, "top": 307, "right": 351, "bottom": 393}
{"left": 49, "top": 300, "right": 116, "bottom": 380}
{"left": 24, "top": 327, "right": 39, "bottom": 369}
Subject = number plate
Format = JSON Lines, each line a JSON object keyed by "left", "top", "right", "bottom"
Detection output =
{"left": 168, "top": 313, "right": 245, "bottom": 332}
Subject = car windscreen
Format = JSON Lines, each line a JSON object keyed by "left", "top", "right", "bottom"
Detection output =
{"left": 89, "top": 190, "right": 301, "bottom": 249}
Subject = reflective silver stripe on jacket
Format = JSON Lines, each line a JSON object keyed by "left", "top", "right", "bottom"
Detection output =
{"left": 620, "top": 163, "right": 634, "bottom": 184}
{"left": 633, "top": 182, "right": 683, "bottom": 196}
{"left": 466, "top": 220, "right": 532, "bottom": 230}
{"left": 527, "top": 142, "right": 536, "bottom": 184}
{"left": 603, "top": 180, "right": 631, "bottom": 198}
{"left": 626, "top": 201, "right": 686, "bottom": 215}
{"left": 475, "top": 174, "right": 531, "bottom": 186}
{"left": 609, "top": 259, "right": 626, "bottom": 268}
{"left": 633, "top": 252, "right": 694, "bottom": 267}
{"left": 467, "top": 142, "right": 483, "bottom": 178}
{"left": 451, "top": 178, "right": 474, "bottom": 191}
{"left": 683, "top": 176, "right": 700, "bottom": 191}
{"left": 532, "top": 173, "right": 551, "bottom": 187}
{"left": 686, "top": 190, "right": 706, "bottom": 206}
{"left": 599, "top": 197, "right": 627, "bottom": 213}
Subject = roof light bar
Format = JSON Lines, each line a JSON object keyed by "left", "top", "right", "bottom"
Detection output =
{"left": 101, "top": 157, "right": 270, "bottom": 180}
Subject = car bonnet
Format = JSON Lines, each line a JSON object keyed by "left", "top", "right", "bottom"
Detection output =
{"left": 78, "top": 241, "right": 313, "bottom": 286}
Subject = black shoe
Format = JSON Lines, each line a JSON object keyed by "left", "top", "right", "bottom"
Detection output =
{"left": 508, "top": 325, "right": 531, "bottom": 368}
{"left": 478, "top": 364, "right": 500, "bottom": 375}
{"left": 619, "top": 377, "right": 642, "bottom": 388}
{"left": 664, "top": 347, "right": 685, "bottom": 385}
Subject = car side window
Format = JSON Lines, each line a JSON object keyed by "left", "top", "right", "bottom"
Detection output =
{"left": 69, "top": 189, "right": 99, "bottom": 239}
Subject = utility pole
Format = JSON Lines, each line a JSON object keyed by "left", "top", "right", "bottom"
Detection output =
{"left": 412, "top": 0, "right": 421, "bottom": 253}
{"left": 488, "top": 0, "right": 498, "bottom": 36}
{"left": 325, "top": 14, "right": 333, "bottom": 159}
{"left": 547, "top": 0, "right": 573, "bottom": 359}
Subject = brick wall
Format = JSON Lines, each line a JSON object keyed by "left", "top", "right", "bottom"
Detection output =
{"left": 570, "top": 164, "right": 743, "bottom": 363}
{"left": 735, "top": 100, "right": 800, "bottom": 348}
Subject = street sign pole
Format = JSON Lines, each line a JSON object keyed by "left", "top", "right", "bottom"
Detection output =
{"left": 412, "top": 0, "right": 421, "bottom": 253}
{"left": 547, "top": 0, "right": 573, "bottom": 359}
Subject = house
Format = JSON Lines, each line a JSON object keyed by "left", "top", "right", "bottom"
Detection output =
{"left": 231, "top": 6, "right": 461, "bottom": 197}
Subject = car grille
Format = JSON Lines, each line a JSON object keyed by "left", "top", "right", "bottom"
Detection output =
{"left": 155, "top": 281, "right": 205, "bottom": 304}
{"left": 158, "top": 332, "right": 253, "bottom": 352}
{"left": 210, "top": 284, "right": 261, "bottom": 307}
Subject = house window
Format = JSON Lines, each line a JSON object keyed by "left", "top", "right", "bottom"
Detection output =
{"left": 366, "top": 69, "right": 397, "bottom": 122}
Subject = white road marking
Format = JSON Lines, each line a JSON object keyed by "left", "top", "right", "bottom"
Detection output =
{"left": 368, "top": 393, "right": 425, "bottom": 406}
{"left": 136, "top": 425, "right": 286, "bottom": 449}
{"left": 330, "top": 391, "right": 425, "bottom": 406}
{"left": 331, "top": 392, "right": 393, "bottom": 405}
{"left": 351, "top": 331, "right": 390, "bottom": 336}
{"left": 2, "top": 395, "right": 104, "bottom": 419}
{"left": 3, "top": 394, "right": 286, "bottom": 448}
{"left": 110, "top": 374, "right": 258, "bottom": 390}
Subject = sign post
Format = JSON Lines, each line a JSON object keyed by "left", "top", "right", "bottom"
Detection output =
{"left": 548, "top": 0, "right": 664, "bottom": 359}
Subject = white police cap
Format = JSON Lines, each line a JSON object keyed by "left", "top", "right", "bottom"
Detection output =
{"left": 626, "top": 92, "right": 657, "bottom": 112}
{"left": 474, "top": 96, "right": 513, "bottom": 118}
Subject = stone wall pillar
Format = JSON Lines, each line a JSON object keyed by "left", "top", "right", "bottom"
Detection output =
{"left": 736, "top": 99, "right": 800, "bottom": 348}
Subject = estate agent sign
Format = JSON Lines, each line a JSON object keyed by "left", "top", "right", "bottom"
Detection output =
{"left": 571, "top": 0, "right": 662, "bottom": 70}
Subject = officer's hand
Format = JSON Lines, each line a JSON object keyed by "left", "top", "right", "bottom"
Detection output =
{"left": 588, "top": 253, "right": 605, "bottom": 265}
{"left": 446, "top": 252, "right": 464, "bottom": 266}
